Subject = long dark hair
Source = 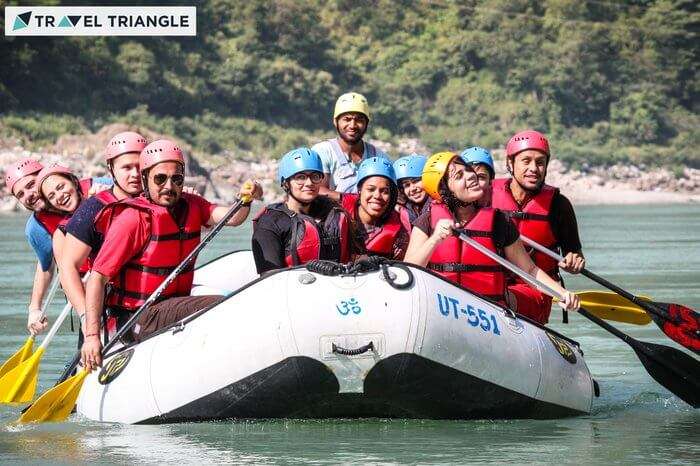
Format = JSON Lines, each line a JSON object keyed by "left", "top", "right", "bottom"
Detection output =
{"left": 437, "top": 158, "right": 476, "bottom": 215}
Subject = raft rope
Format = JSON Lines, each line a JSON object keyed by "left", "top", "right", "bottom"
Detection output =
{"left": 305, "top": 256, "right": 414, "bottom": 290}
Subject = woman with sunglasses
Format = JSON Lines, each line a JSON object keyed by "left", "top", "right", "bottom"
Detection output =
{"left": 339, "top": 157, "right": 409, "bottom": 260}
{"left": 252, "top": 147, "right": 352, "bottom": 274}
{"left": 404, "top": 152, "right": 579, "bottom": 315}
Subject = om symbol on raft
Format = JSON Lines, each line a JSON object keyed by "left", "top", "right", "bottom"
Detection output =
{"left": 336, "top": 297, "right": 362, "bottom": 316}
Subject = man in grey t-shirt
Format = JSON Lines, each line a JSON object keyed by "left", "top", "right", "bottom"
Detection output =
{"left": 311, "top": 92, "right": 389, "bottom": 194}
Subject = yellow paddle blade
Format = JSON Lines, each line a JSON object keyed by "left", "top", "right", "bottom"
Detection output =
{"left": 576, "top": 291, "right": 653, "bottom": 325}
{"left": 17, "top": 369, "right": 87, "bottom": 424}
{"left": 0, "top": 337, "right": 34, "bottom": 379}
{"left": 0, "top": 347, "right": 44, "bottom": 404}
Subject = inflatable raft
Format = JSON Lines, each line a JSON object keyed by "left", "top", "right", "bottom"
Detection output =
{"left": 76, "top": 256, "right": 595, "bottom": 424}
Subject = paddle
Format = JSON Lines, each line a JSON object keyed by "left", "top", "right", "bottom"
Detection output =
{"left": 0, "top": 299, "right": 76, "bottom": 403}
{"left": 520, "top": 235, "right": 700, "bottom": 355}
{"left": 575, "top": 291, "right": 652, "bottom": 325}
{"left": 18, "top": 195, "right": 252, "bottom": 423}
{"left": 0, "top": 274, "right": 61, "bottom": 379}
{"left": 455, "top": 229, "right": 700, "bottom": 408}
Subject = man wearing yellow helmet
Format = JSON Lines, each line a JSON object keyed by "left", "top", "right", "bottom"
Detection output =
{"left": 311, "top": 92, "right": 390, "bottom": 195}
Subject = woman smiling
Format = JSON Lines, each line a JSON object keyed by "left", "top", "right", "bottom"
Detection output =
{"left": 339, "top": 157, "right": 409, "bottom": 260}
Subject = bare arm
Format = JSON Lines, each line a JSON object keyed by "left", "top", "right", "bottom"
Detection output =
{"left": 51, "top": 229, "right": 66, "bottom": 267}
{"left": 210, "top": 204, "right": 251, "bottom": 226}
{"left": 208, "top": 179, "right": 263, "bottom": 227}
{"left": 317, "top": 175, "right": 342, "bottom": 202}
{"left": 504, "top": 239, "right": 579, "bottom": 309}
{"left": 58, "top": 234, "right": 92, "bottom": 317}
{"left": 81, "top": 271, "right": 110, "bottom": 372}
{"left": 27, "top": 261, "right": 54, "bottom": 335}
{"left": 403, "top": 219, "right": 454, "bottom": 267}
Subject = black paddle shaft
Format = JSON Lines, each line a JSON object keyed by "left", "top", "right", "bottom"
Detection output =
{"left": 581, "top": 269, "right": 667, "bottom": 319}
{"left": 582, "top": 269, "right": 700, "bottom": 355}
{"left": 52, "top": 197, "right": 248, "bottom": 387}
{"left": 579, "top": 308, "right": 700, "bottom": 408}
{"left": 103, "top": 197, "right": 247, "bottom": 354}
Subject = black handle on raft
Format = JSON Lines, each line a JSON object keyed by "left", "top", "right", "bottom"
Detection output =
{"left": 332, "top": 341, "right": 374, "bottom": 356}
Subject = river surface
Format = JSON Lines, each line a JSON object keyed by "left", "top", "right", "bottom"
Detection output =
{"left": 0, "top": 205, "right": 698, "bottom": 464}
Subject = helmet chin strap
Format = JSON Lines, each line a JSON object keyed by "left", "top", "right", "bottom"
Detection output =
{"left": 108, "top": 163, "right": 125, "bottom": 194}
{"left": 141, "top": 172, "right": 152, "bottom": 201}
{"left": 284, "top": 183, "right": 313, "bottom": 207}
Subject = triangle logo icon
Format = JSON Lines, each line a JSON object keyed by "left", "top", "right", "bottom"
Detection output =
{"left": 68, "top": 15, "right": 81, "bottom": 26}
{"left": 13, "top": 11, "right": 32, "bottom": 30}
{"left": 58, "top": 16, "right": 72, "bottom": 28}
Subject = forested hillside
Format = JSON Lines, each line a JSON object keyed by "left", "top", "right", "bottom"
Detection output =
{"left": 1, "top": 0, "right": 697, "bottom": 168}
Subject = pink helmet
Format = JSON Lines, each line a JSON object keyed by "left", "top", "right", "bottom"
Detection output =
{"left": 506, "top": 130, "right": 550, "bottom": 158}
{"left": 140, "top": 139, "right": 185, "bottom": 172}
{"left": 105, "top": 131, "right": 148, "bottom": 162}
{"left": 4, "top": 159, "right": 44, "bottom": 193}
{"left": 36, "top": 163, "right": 75, "bottom": 192}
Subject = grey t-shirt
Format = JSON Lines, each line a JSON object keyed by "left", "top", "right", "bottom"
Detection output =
{"left": 311, "top": 138, "right": 390, "bottom": 193}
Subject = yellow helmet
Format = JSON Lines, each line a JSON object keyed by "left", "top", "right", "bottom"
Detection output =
{"left": 422, "top": 151, "right": 459, "bottom": 202}
{"left": 333, "top": 92, "right": 370, "bottom": 121}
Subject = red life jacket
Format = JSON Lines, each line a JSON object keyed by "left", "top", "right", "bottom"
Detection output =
{"left": 399, "top": 206, "right": 411, "bottom": 232}
{"left": 254, "top": 200, "right": 351, "bottom": 266}
{"left": 93, "top": 189, "right": 119, "bottom": 206}
{"left": 341, "top": 193, "right": 405, "bottom": 258}
{"left": 34, "top": 211, "right": 67, "bottom": 237}
{"left": 427, "top": 203, "right": 506, "bottom": 303}
{"left": 97, "top": 193, "right": 204, "bottom": 311}
{"left": 491, "top": 178, "right": 559, "bottom": 277}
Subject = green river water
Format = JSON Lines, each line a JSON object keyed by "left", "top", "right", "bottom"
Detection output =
{"left": 0, "top": 205, "right": 698, "bottom": 465}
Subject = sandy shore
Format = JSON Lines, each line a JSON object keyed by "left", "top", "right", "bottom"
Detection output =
{"left": 559, "top": 185, "right": 700, "bottom": 205}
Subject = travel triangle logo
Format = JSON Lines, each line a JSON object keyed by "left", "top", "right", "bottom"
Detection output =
{"left": 58, "top": 15, "right": 81, "bottom": 27}
{"left": 58, "top": 16, "right": 72, "bottom": 28}
{"left": 12, "top": 11, "right": 32, "bottom": 31}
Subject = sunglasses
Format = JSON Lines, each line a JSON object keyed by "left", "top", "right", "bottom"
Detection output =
{"left": 152, "top": 173, "right": 185, "bottom": 187}
{"left": 291, "top": 172, "right": 323, "bottom": 184}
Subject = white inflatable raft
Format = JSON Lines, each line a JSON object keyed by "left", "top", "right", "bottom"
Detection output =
{"left": 76, "top": 257, "right": 595, "bottom": 424}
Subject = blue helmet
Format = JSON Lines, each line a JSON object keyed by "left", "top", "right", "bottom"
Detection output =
{"left": 356, "top": 157, "right": 396, "bottom": 187}
{"left": 278, "top": 147, "right": 323, "bottom": 185}
{"left": 393, "top": 154, "right": 427, "bottom": 181}
{"left": 460, "top": 146, "right": 494, "bottom": 178}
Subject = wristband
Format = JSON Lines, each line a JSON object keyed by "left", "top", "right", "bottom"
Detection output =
{"left": 84, "top": 333, "right": 99, "bottom": 338}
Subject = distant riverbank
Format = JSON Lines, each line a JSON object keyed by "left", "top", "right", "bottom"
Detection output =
{"left": 1, "top": 123, "right": 698, "bottom": 212}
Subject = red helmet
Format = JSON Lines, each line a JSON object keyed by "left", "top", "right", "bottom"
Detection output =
{"left": 4, "top": 159, "right": 44, "bottom": 193}
{"left": 140, "top": 139, "right": 185, "bottom": 172}
{"left": 105, "top": 131, "right": 148, "bottom": 162}
{"left": 36, "top": 163, "right": 74, "bottom": 192}
{"left": 506, "top": 130, "right": 550, "bottom": 158}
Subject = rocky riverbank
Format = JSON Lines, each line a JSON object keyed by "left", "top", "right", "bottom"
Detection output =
{"left": 1, "top": 124, "right": 698, "bottom": 212}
